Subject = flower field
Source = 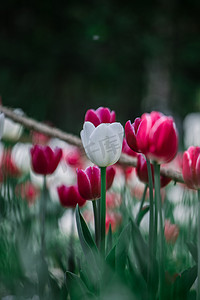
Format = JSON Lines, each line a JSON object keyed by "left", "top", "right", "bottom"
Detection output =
{"left": 0, "top": 105, "right": 199, "bottom": 300}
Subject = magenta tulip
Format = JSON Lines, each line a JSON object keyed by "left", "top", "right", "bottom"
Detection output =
{"left": 30, "top": 145, "right": 62, "bottom": 175}
{"left": 122, "top": 138, "right": 138, "bottom": 157}
{"left": 182, "top": 146, "right": 200, "bottom": 189}
{"left": 77, "top": 165, "right": 115, "bottom": 200}
{"left": 84, "top": 107, "right": 116, "bottom": 127}
{"left": 125, "top": 111, "right": 178, "bottom": 164}
{"left": 57, "top": 185, "right": 86, "bottom": 208}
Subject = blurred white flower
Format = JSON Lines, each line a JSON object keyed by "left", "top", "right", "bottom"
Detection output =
{"left": 0, "top": 113, "right": 5, "bottom": 140}
{"left": 81, "top": 122, "right": 124, "bottom": 167}
{"left": 3, "top": 109, "right": 23, "bottom": 141}
{"left": 58, "top": 209, "right": 78, "bottom": 237}
{"left": 183, "top": 113, "right": 200, "bottom": 148}
{"left": 11, "top": 143, "right": 31, "bottom": 173}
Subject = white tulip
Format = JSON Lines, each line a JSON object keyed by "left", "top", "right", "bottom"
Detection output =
{"left": 81, "top": 121, "right": 124, "bottom": 167}
{"left": 3, "top": 109, "right": 23, "bottom": 141}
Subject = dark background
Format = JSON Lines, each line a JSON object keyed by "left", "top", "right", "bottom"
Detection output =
{"left": 0, "top": 0, "right": 200, "bottom": 136}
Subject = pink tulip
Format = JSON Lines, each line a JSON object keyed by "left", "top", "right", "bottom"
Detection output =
{"left": 30, "top": 145, "right": 62, "bottom": 175}
{"left": 57, "top": 185, "right": 86, "bottom": 208}
{"left": 77, "top": 165, "right": 115, "bottom": 200}
{"left": 136, "top": 154, "right": 171, "bottom": 188}
{"left": 182, "top": 146, "right": 200, "bottom": 189}
{"left": 122, "top": 138, "right": 138, "bottom": 157}
{"left": 84, "top": 107, "right": 116, "bottom": 127}
{"left": 164, "top": 220, "right": 179, "bottom": 244}
{"left": 125, "top": 111, "right": 178, "bottom": 163}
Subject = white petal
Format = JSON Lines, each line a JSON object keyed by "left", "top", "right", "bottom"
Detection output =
{"left": 87, "top": 123, "right": 124, "bottom": 167}
{"left": 81, "top": 122, "right": 95, "bottom": 161}
{"left": 0, "top": 113, "right": 4, "bottom": 139}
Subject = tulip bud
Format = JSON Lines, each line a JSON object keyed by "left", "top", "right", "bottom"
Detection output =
{"left": 125, "top": 111, "right": 178, "bottom": 164}
{"left": 85, "top": 107, "right": 116, "bottom": 127}
{"left": 77, "top": 165, "right": 115, "bottom": 200}
{"left": 182, "top": 146, "right": 200, "bottom": 189}
{"left": 81, "top": 121, "right": 124, "bottom": 167}
{"left": 57, "top": 185, "right": 86, "bottom": 208}
{"left": 30, "top": 145, "right": 62, "bottom": 175}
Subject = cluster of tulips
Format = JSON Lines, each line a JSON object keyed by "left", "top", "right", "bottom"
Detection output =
{"left": 1, "top": 106, "right": 200, "bottom": 299}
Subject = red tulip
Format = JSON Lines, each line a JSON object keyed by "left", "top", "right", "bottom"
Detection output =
{"left": 30, "top": 145, "right": 62, "bottom": 175}
{"left": 57, "top": 185, "right": 86, "bottom": 208}
{"left": 77, "top": 165, "right": 115, "bottom": 200}
{"left": 182, "top": 146, "right": 200, "bottom": 189}
{"left": 125, "top": 111, "right": 178, "bottom": 164}
{"left": 84, "top": 107, "right": 116, "bottom": 127}
{"left": 122, "top": 138, "right": 138, "bottom": 157}
{"left": 136, "top": 154, "right": 171, "bottom": 188}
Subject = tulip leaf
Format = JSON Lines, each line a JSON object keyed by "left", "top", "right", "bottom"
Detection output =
{"left": 106, "top": 223, "right": 113, "bottom": 255}
{"left": 173, "top": 265, "right": 197, "bottom": 299}
{"left": 115, "top": 222, "right": 131, "bottom": 273}
{"left": 187, "top": 242, "right": 197, "bottom": 263}
{"left": 75, "top": 205, "right": 98, "bottom": 255}
{"left": 136, "top": 205, "right": 150, "bottom": 226}
{"left": 65, "top": 271, "right": 97, "bottom": 300}
{"left": 130, "top": 219, "right": 158, "bottom": 287}
{"left": 105, "top": 245, "right": 116, "bottom": 270}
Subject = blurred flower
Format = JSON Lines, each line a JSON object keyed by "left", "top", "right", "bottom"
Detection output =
{"left": 3, "top": 109, "right": 23, "bottom": 141}
{"left": 0, "top": 149, "right": 21, "bottom": 179}
{"left": 106, "top": 212, "right": 122, "bottom": 234}
{"left": 57, "top": 185, "right": 86, "bottom": 208}
{"left": 16, "top": 181, "right": 39, "bottom": 206}
{"left": 59, "top": 209, "right": 78, "bottom": 237}
{"left": 81, "top": 121, "right": 124, "bottom": 167}
{"left": 182, "top": 146, "right": 200, "bottom": 189}
{"left": 64, "top": 146, "right": 83, "bottom": 168}
{"left": 11, "top": 143, "right": 31, "bottom": 174}
{"left": 106, "top": 191, "right": 121, "bottom": 209}
{"left": 183, "top": 113, "right": 200, "bottom": 148}
{"left": 0, "top": 113, "right": 5, "bottom": 140}
{"left": 136, "top": 154, "right": 171, "bottom": 188}
{"left": 30, "top": 145, "right": 62, "bottom": 175}
{"left": 125, "top": 111, "right": 178, "bottom": 164}
{"left": 32, "top": 131, "right": 50, "bottom": 145}
{"left": 164, "top": 220, "right": 179, "bottom": 244}
{"left": 77, "top": 165, "right": 115, "bottom": 200}
{"left": 85, "top": 107, "right": 116, "bottom": 127}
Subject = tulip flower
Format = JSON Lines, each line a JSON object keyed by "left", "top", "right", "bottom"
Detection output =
{"left": 57, "top": 185, "right": 86, "bottom": 208}
{"left": 81, "top": 121, "right": 124, "bottom": 167}
{"left": 136, "top": 154, "right": 171, "bottom": 188}
{"left": 182, "top": 146, "right": 200, "bottom": 189}
{"left": 122, "top": 138, "right": 138, "bottom": 157}
{"left": 125, "top": 111, "right": 178, "bottom": 164}
{"left": 3, "top": 109, "right": 23, "bottom": 141}
{"left": 164, "top": 220, "right": 179, "bottom": 244}
{"left": 77, "top": 165, "right": 115, "bottom": 200}
{"left": 0, "top": 113, "right": 4, "bottom": 140}
{"left": 30, "top": 145, "right": 62, "bottom": 175}
{"left": 85, "top": 107, "right": 116, "bottom": 127}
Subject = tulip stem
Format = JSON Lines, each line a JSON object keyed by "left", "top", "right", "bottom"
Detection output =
{"left": 136, "top": 183, "right": 148, "bottom": 226}
{"left": 92, "top": 200, "right": 99, "bottom": 249}
{"left": 40, "top": 176, "right": 47, "bottom": 257}
{"left": 100, "top": 167, "right": 106, "bottom": 258}
{"left": 146, "top": 159, "right": 155, "bottom": 295}
{"left": 197, "top": 190, "right": 200, "bottom": 300}
{"left": 154, "top": 162, "right": 165, "bottom": 299}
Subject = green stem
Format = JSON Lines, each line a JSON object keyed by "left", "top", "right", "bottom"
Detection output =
{"left": 136, "top": 184, "right": 148, "bottom": 226}
{"left": 92, "top": 200, "right": 99, "bottom": 248}
{"left": 154, "top": 162, "right": 165, "bottom": 300}
{"left": 197, "top": 190, "right": 200, "bottom": 300}
{"left": 40, "top": 176, "right": 47, "bottom": 257}
{"left": 100, "top": 167, "right": 106, "bottom": 258}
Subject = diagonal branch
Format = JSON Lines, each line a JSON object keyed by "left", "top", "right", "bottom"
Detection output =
{"left": 0, "top": 105, "right": 184, "bottom": 184}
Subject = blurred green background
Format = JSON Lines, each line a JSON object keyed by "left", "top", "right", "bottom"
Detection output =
{"left": 0, "top": 0, "right": 200, "bottom": 134}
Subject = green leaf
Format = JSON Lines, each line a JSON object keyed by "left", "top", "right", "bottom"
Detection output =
{"left": 65, "top": 271, "right": 96, "bottom": 300}
{"left": 106, "top": 245, "right": 116, "bottom": 270}
{"left": 115, "top": 222, "right": 131, "bottom": 273}
{"left": 136, "top": 205, "right": 150, "bottom": 226}
{"left": 106, "top": 223, "right": 113, "bottom": 255}
{"left": 173, "top": 266, "right": 197, "bottom": 299}
{"left": 187, "top": 242, "right": 197, "bottom": 263}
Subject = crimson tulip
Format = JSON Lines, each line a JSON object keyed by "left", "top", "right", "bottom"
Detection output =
{"left": 77, "top": 165, "right": 115, "bottom": 200}
{"left": 84, "top": 107, "right": 116, "bottom": 127}
{"left": 182, "top": 146, "right": 200, "bottom": 189}
{"left": 57, "top": 185, "right": 86, "bottom": 208}
{"left": 30, "top": 145, "right": 62, "bottom": 175}
{"left": 136, "top": 154, "right": 171, "bottom": 188}
{"left": 125, "top": 111, "right": 178, "bottom": 164}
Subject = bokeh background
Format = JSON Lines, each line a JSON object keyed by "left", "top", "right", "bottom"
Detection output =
{"left": 0, "top": 0, "right": 200, "bottom": 136}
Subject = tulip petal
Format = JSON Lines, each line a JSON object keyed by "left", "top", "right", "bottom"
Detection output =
{"left": 85, "top": 109, "right": 100, "bottom": 127}
{"left": 81, "top": 122, "right": 96, "bottom": 161}
{"left": 77, "top": 168, "right": 93, "bottom": 200}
